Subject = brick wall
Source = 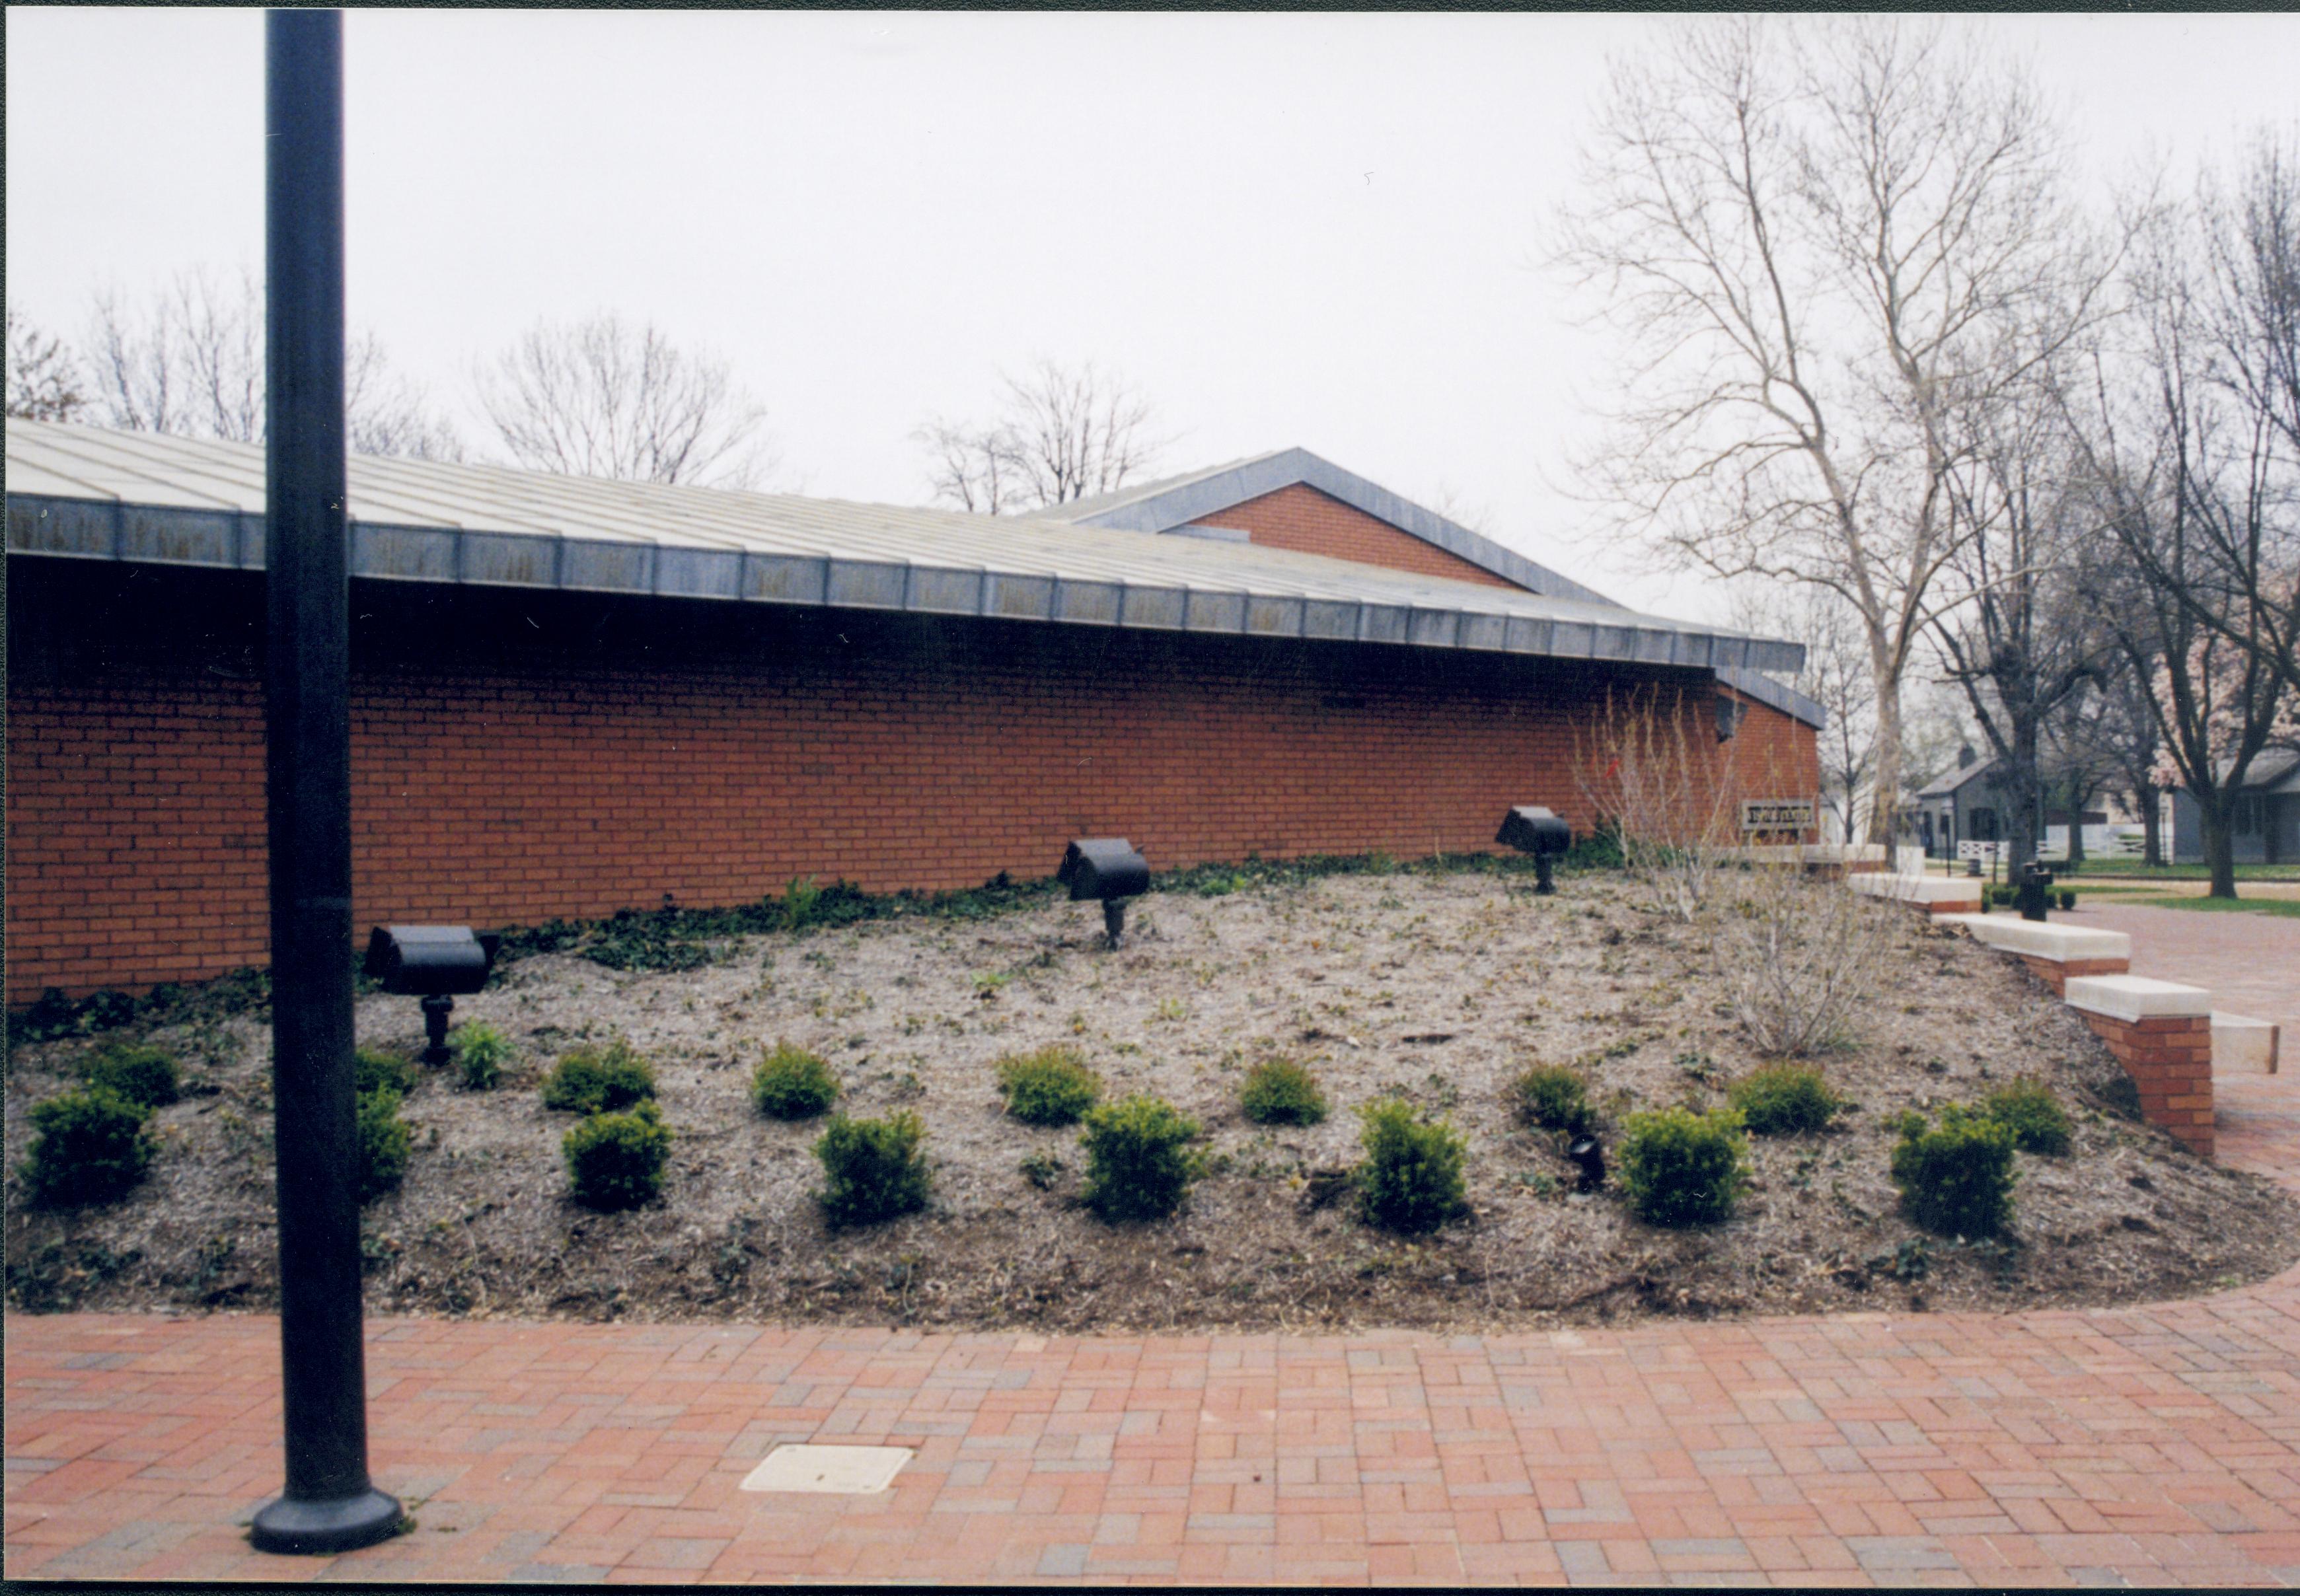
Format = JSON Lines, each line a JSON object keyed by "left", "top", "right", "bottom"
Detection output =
{"left": 2073, "top": 1011, "right": 2215, "bottom": 1158}
{"left": 5, "top": 561, "right": 1818, "bottom": 1003}
{"left": 1191, "top": 486, "right": 1524, "bottom": 591}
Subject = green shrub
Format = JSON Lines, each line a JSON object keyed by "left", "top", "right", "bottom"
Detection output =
{"left": 355, "top": 1087, "right": 412, "bottom": 1204}
{"left": 1982, "top": 1077, "right": 2072, "bottom": 1156}
{"left": 451, "top": 1022, "right": 511, "bottom": 1091}
{"left": 354, "top": 1046, "right": 420, "bottom": 1098}
{"left": 2058, "top": 889, "right": 2077, "bottom": 911}
{"left": 18, "top": 1088, "right": 155, "bottom": 1207}
{"left": 751, "top": 1042, "right": 839, "bottom": 1120}
{"left": 563, "top": 1100, "right": 673, "bottom": 1212}
{"left": 815, "top": 1111, "right": 931, "bottom": 1227}
{"left": 82, "top": 1040, "right": 181, "bottom": 1110}
{"left": 1617, "top": 1106, "right": 1750, "bottom": 1227}
{"left": 995, "top": 1046, "right": 1100, "bottom": 1126}
{"left": 1988, "top": 884, "right": 2018, "bottom": 907}
{"left": 540, "top": 1038, "right": 655, "bottom": 1115}
{"left": 1510, "top": 1063, "right": 1592, "bottom": 1134}
{"left": 1726, "top": 1064, "right": 1841, "bottom": 1136}
{"left": 1080, "top": 1096, "right": 1205, "bottom": 1222}
{"left": 1355, "top": 1097, "right": 1468, "bottom": 1235}
{"left": 1240, "top": 1059, "right": 1327, "bottom": 1126}
{"left": 1890, "top": 1104, "right": 2017, "bottom": 1237}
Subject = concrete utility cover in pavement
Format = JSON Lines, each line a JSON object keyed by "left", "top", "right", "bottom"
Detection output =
{"left": 740, "top": 1444, "right": 912, "bottom": 1494}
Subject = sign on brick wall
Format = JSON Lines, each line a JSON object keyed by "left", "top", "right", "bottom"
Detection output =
{"left": 1740, "top": 798, "right": 1815, "bottom": 834}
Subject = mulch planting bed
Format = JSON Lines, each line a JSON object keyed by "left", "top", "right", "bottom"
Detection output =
{"left": 9, "top": 865, "right": 2296, "bottom": 1332}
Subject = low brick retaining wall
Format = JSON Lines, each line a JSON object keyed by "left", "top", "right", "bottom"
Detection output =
{"left": 2064, "top": 976, "right": 2216, "bottom": 1159}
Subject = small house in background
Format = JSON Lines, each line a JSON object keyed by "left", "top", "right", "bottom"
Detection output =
{"left": 1913, "top": 746, "right": 2134, "bottom": 862}
{"left": 5, "top": 422, "right": 1823, "bottom": 1003}
{"left": 1914, "top": 747, "right": 2013, "bottom": 859}
{"left": 2170, "top": 751, "right": 2300, "bottom": 865}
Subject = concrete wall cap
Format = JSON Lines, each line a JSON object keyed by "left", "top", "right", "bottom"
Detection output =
{"left": 1948, "top": 917, "right": 2132, "bottom": 962}
{"left": 1849, "top": 875, "right": 1983, "bottom": 905}
{"left": 2065, "top": 974, "right": 2213, "bottom": 1023}
{"left": 2212, "top": 1012, "right": 2281, "bottom": 1075}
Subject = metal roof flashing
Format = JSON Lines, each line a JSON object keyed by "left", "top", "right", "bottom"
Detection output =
{"left": 5, "top": 418, "right": 1810, "bottom": 693}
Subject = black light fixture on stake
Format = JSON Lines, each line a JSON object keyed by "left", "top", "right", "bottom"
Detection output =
{"left": 1058, "top": 838, "right": 1150, "bottom": 948}
{"left": 1495, "top": 805, "right": 1573, "bottom": 894}
{"left": 364, "top": 925, "right": 500, "bottom": 1065}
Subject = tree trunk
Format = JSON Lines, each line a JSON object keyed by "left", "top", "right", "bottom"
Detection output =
{"left": 2202, "top": 794, "right": 2239, "bottom": 899}
{"left": 1867, "top": 666, "right": 1904, "bottom": 847}
{"left": 2140, "top": 786, "right": 2163, "bottom": 867}
{"left": 2005, "top": 723, "right": 2040, "bottom": 874}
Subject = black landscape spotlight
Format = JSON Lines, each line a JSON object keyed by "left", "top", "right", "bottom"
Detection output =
{"left": 364, "top": 925, "right": 498, "bottom": 1065}
{"left": 1059, "top": 838, "right": 1150, "bottom": 949}
{"left": 1569, "top": 1134, "right": 1607, "bottom": 1193}
{"left": 1496, "top": 805, "right": 1574, "bottom": 895}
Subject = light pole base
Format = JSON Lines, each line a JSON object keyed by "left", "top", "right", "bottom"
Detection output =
{"left": 250, "top": 1486, "right": 404, "bottom": 1555}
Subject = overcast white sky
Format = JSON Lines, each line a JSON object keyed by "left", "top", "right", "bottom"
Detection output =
{"left": 8, "top": 9, "right": 2297, "bottom": 620}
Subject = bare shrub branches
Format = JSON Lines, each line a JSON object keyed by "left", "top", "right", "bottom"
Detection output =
{"left": 1713, "top": 865, "right": 1893, "bottom": 1056}
{"left": 1573, "top": 685, "right": 1740, "bottom": 922}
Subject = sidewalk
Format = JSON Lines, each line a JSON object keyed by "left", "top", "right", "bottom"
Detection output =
{"left": 8, "top": 1074, "right": 2299, "bottom": 1587}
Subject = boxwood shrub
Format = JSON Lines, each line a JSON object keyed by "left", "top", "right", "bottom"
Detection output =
{"left": 1726, "top": 1064, "right": 1840, "bottom": 1136}
{"left": 1239, "top": 1059, "right": 1327, "bottom": 1126}
{"left": 1982, "top": 1078, "right": 2072, "bottom": 1155}
{"left": 354, "top": 1047, "right": 420, "bottom": 1099}
{"left": 18, "top": 1088, "right": 155, "bottom": 1208}
{"left": 355, "top": 1087, "right": 413, "bottom": 1204}
{"left": 752, "top": 1041, "right": 839, "bottom": 1120}
{"left": 540, "top": 1038, "right": 656, "bottom": 1115}
{"left": 1356, "top": 1097, "right": 1468, "bottom": 1235}
{"left": 995, "top": 1046, "right": 1100, "bottom": 1126}
{"left": 1890, "top": 1104, "right": 2017, "bottom": 1237}
{"left": 1510, "top": 1063, "right": 1593, "bottom": 1135}
{"left": 815, "top": 1111, "right": 931, "bottom": 1227}
{"left": 564, "top": 1100, "right": 673, "bottom": 1212}
{"left": 82, "top": 1040, "right": 180, "bottom": 1111}
{"left": 1080, "top": 1096, "right": 1205, "bottom": 1222}
{"left": 1617, "top": 1105, "right": 1750, "bottom": 1227}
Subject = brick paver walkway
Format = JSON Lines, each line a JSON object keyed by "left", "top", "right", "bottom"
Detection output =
{"left": 2059, "top": 901, "right": 2300, "bottom": 1039}
{"left": 7, "top": 1074, "right": 2299, "bottom": 1587}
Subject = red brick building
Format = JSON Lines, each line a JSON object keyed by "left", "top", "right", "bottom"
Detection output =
{"left": 4, "top": 425, "right": 1820, "bottom": 1005}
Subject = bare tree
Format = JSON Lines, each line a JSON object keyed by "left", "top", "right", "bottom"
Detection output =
{"left": 1555, "top": 17, "right": 2112, "bottom": 846}
{"left": 917, "top": 359, "right": 1161, "bottom": 513}
{"left": 474, "top": 312, "right": 770, "bottom": 488}
{"left": 2067, "top": 193, "right": 2295, "bottom": 897}
{"left": 5, "top": 310, "right": 90, "bottom": 423}
{"left": 2108, "top": 131, "right": 2300, "bottom": 699}
{"left": 1926, "top": 404, "right": 2107, "bottom": 872}
{"left": 83, "top": 267, "right": 463, "bottom": 459}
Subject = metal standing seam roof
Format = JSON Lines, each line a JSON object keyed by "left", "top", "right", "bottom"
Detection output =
{"left": 3, "top": 418, "right": 1808, "bottom": 681}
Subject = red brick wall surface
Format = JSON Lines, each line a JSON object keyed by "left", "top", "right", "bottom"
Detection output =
{"left": 1192, "top": 486, "right": 1525, "bottom": 591}
{"left": 5, "top": 564, "right": 1818, "bottom": 1003}
{"left": 2075, "top": 1010, "right": 2215, "bottom": 1159}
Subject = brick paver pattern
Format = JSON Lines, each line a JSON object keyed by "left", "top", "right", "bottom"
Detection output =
{"left": 7, "top": 1074, "right": 2298, "bottom": 1587}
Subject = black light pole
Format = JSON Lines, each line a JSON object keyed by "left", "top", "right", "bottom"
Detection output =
{"left": 250, "top": 8, "right": 404, "bottom": 1556}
